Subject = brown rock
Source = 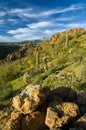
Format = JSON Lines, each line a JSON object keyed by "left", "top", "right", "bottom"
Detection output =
{"left": 67, "top": 28, "right": 84, "bottom": 38}
{"left": 12, "top": 85, "right": 50, "bottom": 114}
{"left": 45, "top": 101, "right": 79, "bottom": 129}
{"left": 50, "top": 33, "right": 60, "bottom": 44}
{"left": 21, "top": 110, "right": 47, "bottom": 130}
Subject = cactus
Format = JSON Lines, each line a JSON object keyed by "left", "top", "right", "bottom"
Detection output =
{"left": 34, "top": 46, "right": 42, "bottom": 68}
{"left": 66, "top": 31, "right": 68, "bottom": 48}
{"left": 43, "top": 56, "right": 48, "bottom": 71}
{"left": 36, "top": 50, "right": 39, "bottom": 68}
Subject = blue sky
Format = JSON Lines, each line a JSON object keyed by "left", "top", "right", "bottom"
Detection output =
{"left": 0, "top": 0, "right": 86, "bottom": 42}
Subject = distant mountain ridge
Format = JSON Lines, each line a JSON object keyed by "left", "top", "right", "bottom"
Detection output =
{"left": 0, "top": 39, "right": 42, "bottom": 44}
{"left": 0, "top": 40, "right": 41, "bottom": 60}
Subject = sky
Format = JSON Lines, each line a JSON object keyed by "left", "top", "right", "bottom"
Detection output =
{"left": 0, "top": 0, "right": 86, "bottom": 42}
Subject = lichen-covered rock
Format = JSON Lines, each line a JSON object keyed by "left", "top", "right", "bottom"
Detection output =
{"left": 21, "top": 110, "right": 47, "bottom": 130}
{"left": 48, "top": 87, "right": 77, "bottom": 102}
{"left": 12, "top": 85, "right": 50, "bottom": 114}
{"left": 4, "top": 111, "right": 22, "bottom": 130}
{"left": 45, "top": 101, "right": 79, "bottom": 129}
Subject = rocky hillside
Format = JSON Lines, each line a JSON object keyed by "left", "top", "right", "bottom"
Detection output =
{"left": 0, "top": 28, "right": 86, "bottom": 130}
{"left": 50, "top": 28, "right": 85, "bottom": 45}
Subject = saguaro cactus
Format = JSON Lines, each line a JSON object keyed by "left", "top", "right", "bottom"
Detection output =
{"left": 43, "top": 56, "right": 48, "bottom": 71}
{"left": 66, "top": 31, "right": 68, "bottom": 48}
{"left": 34, "top": 46, "right": 42, "bottom": 68}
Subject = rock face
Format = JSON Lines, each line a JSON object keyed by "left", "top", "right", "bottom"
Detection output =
{"left": 1, "top": 85, "right": 86, "bottom": 130}
{"left": 45, "top": 102, "right": 79, "bottom": 129}
{"left": 13, "top": 85, "right": 50, "bottom": 114}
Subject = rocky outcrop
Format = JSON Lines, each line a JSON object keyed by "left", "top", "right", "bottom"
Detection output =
{"left": 45, "top": 102, "right": 79, "bottom": 129}
{"left": 12, "top": 85, "right": 50, "bottom": 114}
{"left": 50, "top": 28, "right": 85, "bottom": 45}
{"left": 1, "top": 85, "right": 86, "bottom": 130}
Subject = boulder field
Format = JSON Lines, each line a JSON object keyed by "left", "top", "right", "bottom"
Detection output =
{"left": 2, "top": 85, "right": 86, "bottom": 130}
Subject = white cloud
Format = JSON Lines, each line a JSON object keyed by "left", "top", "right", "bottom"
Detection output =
{"left": 7, "top": 20, "right": 64, "bottom": 36}
{"left": 10, "top": 8, "right": 33, "bottom": 14}
{"left": 8, "top": 27, "right": 30, "bottom": 34}
{"left": 0, "top": 11, "right": 6, "bottom": 17}
{"left": 7, "top": 3, "right": 85, "bottom": 19}
{"left": 9, "top": 8, "right": 34, "bottom": 18}
{"left": 55, "top": 16, "right": 75, "bottom": 21}
{"left": 44, "top": 29, "right": 65, "bottom": 35}
{"left": 28, "top": 21, "right": 52, "bottom": 29}
{"left": 8, "top": 19, "right": 18, "bottom": 24}
{"left": 0, "top": 36, "right": 18, "bottom": 42}
{"left": 7, "top": 20, "right": 66, "bottom": 41}
{"left": 0, "top": 20, "right": 5, "bottom": 24}
{"left": 66, "top": 22, "right": 86, "bottom": 29}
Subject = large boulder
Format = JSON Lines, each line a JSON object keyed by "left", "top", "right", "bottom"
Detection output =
{"left": 48, "top": 87, "right": 77, "bottom": 102}
{"left": 45, "top": 101, "right": 79, "bottom": 129}
{"left": 12, "top": 85, "right": 50, "bottom": 114}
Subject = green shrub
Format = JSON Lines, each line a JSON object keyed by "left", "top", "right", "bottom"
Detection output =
{"left": 0, "top": 82, "right": 13, "bottom": 101}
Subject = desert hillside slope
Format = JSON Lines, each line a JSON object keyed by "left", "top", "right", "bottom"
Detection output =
{"left": 0, "top": 28, "right": 86, "bottom": 129}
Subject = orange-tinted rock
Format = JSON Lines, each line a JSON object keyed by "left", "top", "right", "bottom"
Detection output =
{"left": 12, "top": 85, "right": 50, "bottom": 114}
{"left": 45, "top": 102, "right": 79, "bottom": 129}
